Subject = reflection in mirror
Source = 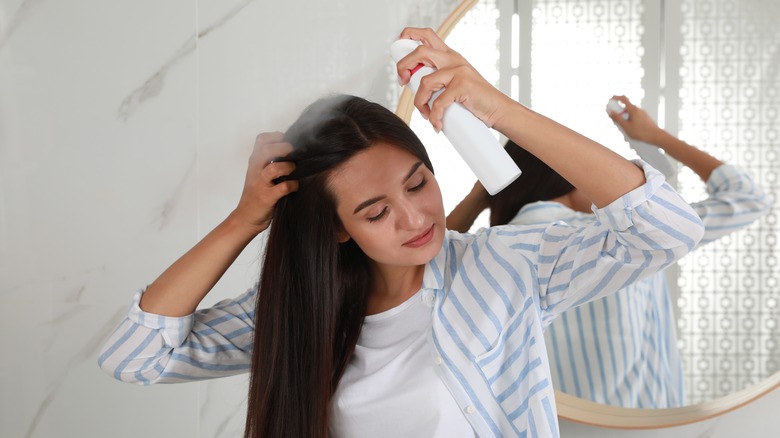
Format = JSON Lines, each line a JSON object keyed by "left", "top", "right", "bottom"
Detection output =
{"left": 398, "top": 0, "right": 779, "bottom": 421}
{"left": 672, "top": 0, "right": 779, "bottom": 405}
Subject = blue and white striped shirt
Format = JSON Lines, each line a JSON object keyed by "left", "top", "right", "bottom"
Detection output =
{"left": 511, "top": 164, "right": 770, "bottom": 408}
{"left": 98, "top": 162, "right": 705, "bottom": 436}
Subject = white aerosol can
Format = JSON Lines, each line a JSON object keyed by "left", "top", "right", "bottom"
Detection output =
{"left": 391, "top": 39, "right": 521, "bottom": 195}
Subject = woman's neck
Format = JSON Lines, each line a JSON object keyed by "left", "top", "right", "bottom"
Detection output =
{"left": 365, "top": 263, "right": 425, "bottom": 315}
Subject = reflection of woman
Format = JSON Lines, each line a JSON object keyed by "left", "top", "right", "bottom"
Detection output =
{"left": 98, "top": 28, "right": 704, "bottom": 437}
{"left": 448, "top": 95, "right": 771, "bottom": 408}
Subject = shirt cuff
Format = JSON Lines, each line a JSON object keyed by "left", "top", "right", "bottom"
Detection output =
{"left": 127, "top": 288, "right": 194, "bottom": 348}
{"left": 592, "top": 159, "right": 666, "bottom": 232}
{"left": 706, "top": 163, "right": 742, "bottom": 194}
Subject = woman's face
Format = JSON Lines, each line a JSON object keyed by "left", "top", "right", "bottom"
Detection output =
{"left": 328, "top": 142, "right": 445, "bottom": 269}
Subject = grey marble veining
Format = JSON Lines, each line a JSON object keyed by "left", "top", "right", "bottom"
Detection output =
{"left": 155, "top": 156, "right": 196, "bottom": 230}
{"left": 117, "top": 0, "right": 256, "bottom": 121}
{"left": 116, "top": 38, "right": 195, "bottom": 121}
{"left": 0, "top": 0, "right": 46, "bottom": 49}
{"left": 24, "top": 307, "right": 127, "bottom": 437}
{"left": 695, "top": 420, "right": 720, "bottom": 438}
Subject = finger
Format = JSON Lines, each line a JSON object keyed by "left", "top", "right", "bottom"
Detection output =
{"left": 417, "top": 69, "right": 464, "bottom": 131}
{"left": 399, "top": 27, "right": 447, "bottom": 51}
{"left": 251, "top": 138, "right": 294, "bottom": 166}
{"left": 396, "top": 44, "right": 457, "bottom": 86}
{"left": 254, "top": 131, "right": 284, "bottom": 147}
{"left": 608, "top": 110, "right": 630, "bottom": 131}
{"left": 412, "top": 67, "right": 458, "bottom": 124}
{"left": 272, "top": 179, "right": 299, "bottom": 197}
{"left": 262, "top": 161, "right": 297, "bottom": 185}
{"left": 428, "top": 87, "right": 463, "bottom": 133}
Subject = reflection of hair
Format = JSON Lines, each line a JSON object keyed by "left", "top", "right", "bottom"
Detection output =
{"left": 489, "top": 140, "right": 575, "bottom": 226}
{"left": 245, "top": 94, "right": 434, "bottom": 438}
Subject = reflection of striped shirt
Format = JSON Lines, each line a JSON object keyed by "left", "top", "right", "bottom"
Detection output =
{"left": 98, "top": 162, "right": 705, "bottom": 437}
{"left": 511, "top": 164, "right": 771, "bottom": 408}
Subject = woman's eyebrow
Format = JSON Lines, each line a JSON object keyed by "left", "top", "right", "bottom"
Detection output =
{"left": 352, "top": 161, "right": 424, "bottom": 214}
{"left": 353, "top": 195, "right": 386, "bottom": 214}
{"left": 403, "top": 161, "right": 424, "bottom": 183}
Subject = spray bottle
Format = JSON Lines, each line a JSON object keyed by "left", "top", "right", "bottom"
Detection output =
{"left": 391, "top": 39, "right": 521, "bottom": 195}
{"left": 606, "top": 98, "right": 676, "bottom": 179}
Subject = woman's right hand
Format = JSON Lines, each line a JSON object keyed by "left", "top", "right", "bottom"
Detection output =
{"left": 607, "top": 95, "right": 665, "bottom": 145}
{"left": 395, "top": 27, "right": 514, "bottom": 132}
{"left": 232, "top": 132, "right": 299, "bottom": 234}
{"left": 139, "top": 132, "right": 297, "bottom": 316}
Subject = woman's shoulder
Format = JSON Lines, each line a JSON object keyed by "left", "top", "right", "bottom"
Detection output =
{"left": 442, "top": 226, "right": 542, "bottom": 261}
{"left": 444, "top": 224, "right": 548, "bottom": 244}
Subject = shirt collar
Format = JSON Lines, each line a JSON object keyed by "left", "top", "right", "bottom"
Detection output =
{"left": 422, "top": 231, "right": 449, "bottom": 291}
{"left": 514, "top": 201, "right": 578, "bottom": 224}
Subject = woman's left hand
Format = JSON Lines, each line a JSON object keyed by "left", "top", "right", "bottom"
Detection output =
{"left": 395, "top": 27, "right": 514, "bottom": 132}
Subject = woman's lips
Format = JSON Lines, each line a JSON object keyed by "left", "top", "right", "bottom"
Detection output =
{"left": 403, "top": 225, "right": 435, "bottom": 248}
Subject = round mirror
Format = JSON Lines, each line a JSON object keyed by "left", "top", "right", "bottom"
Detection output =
{"left": 395, "top": 0, "right": 780, "bottom": 427}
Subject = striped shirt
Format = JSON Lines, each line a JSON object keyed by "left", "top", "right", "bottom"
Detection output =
{"left": 98, "top": 162, "right": 705, "bottom": 436}
{"left": 511, "top": 164, "right": 771, "bottom": 408}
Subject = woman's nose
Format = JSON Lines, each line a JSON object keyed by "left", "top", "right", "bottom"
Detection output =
{"left": 397, "top": 199, "right": 425, "bottom": 230}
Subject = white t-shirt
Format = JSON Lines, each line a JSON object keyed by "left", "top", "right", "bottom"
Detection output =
{"left": 329, "top": 289, "right": 476, "bottom": 437}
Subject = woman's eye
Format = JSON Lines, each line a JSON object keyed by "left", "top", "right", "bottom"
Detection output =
{"left": 409, "top": 178, "right": 427, "bottom": 192}
{"left": 367, "top": 208, "right": 388, "bottom": 223}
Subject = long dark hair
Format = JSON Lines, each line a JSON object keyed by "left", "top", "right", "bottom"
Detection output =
{"left": 245, "top": 95, "right": 434, "bottom": 438}
{"left": 489, "top": 141, "right": 575, "bottom": 226}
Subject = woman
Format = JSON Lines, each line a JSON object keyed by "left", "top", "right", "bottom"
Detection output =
{"left": 448, "top": 96, "right": 770, "bottom": 408}
{"left": 98, "top": 28, "right": 704, "bottom": 437}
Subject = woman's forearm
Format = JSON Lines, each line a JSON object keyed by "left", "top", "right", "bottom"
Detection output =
{"left": 446, "top": 184, "right": 489, "bottom": 232}
{"left": 650, "top": 130, "right": 724, "bottom": 182}
{"left": 139, "top": 211, "right": 263, "bottom": 317}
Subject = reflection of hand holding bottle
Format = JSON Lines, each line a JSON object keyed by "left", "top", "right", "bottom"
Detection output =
{"left": 391, "top": 39, "right": 521, "bottom": 195}
{"left": 606, "top": 98, "right": 676, "bottom": 179}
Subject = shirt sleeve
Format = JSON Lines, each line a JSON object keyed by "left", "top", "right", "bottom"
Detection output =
{"left": 491, "top": 161, "right": 705, "bottom": 326}
{"left": 691, "top": 164, "right": 772, "bottom": 246}
{"left": 97, "top": 285, "right": 257, "bottom": 384}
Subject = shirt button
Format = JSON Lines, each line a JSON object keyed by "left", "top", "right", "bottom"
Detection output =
{"left": 465, "top": 405, "right": 476, "bottom": 414}
{"left": 434, "top": 356, "right": 443, "bottom": 365}
{"left": 424, "top": 294, "right": 435, "bottom": 306}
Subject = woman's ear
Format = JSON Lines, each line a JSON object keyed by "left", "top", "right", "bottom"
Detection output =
{"left": 336, "top": 228, "right": 351, "bottom": 243}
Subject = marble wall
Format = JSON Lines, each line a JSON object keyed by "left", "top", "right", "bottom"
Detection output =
{"left": 0, "top": 0, "right": 460, "bottom": 436}
{"left": 1, "top": 0, "right": 778, "bottom": 437}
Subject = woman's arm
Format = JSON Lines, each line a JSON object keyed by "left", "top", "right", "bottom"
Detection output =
{"left": 140, "top": 132, "right": 298, "bottom": 316}
{"left": 607, "top": 95, "right": 724, "bottom": 182}
{"left": 98, "top": 132, "right": 298, "bottom": 384}
{"left": 98, "top": 286, "right": 259, "bottom": 384}
{"left": 446, "top": 181, "right": 489, "bottom": 232}
{"left": 692, "top": 164, "right": 772, "bottom": 246}
{"left": 396, "top": 28, "right": 645, "bottom": 209}
{"left": 607, "top": 96, "right": 772, "bottom": 245}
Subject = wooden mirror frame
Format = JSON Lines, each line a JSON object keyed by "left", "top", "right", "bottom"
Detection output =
{"left": 394, "top": 0, "right": 780, "bottom": 429}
